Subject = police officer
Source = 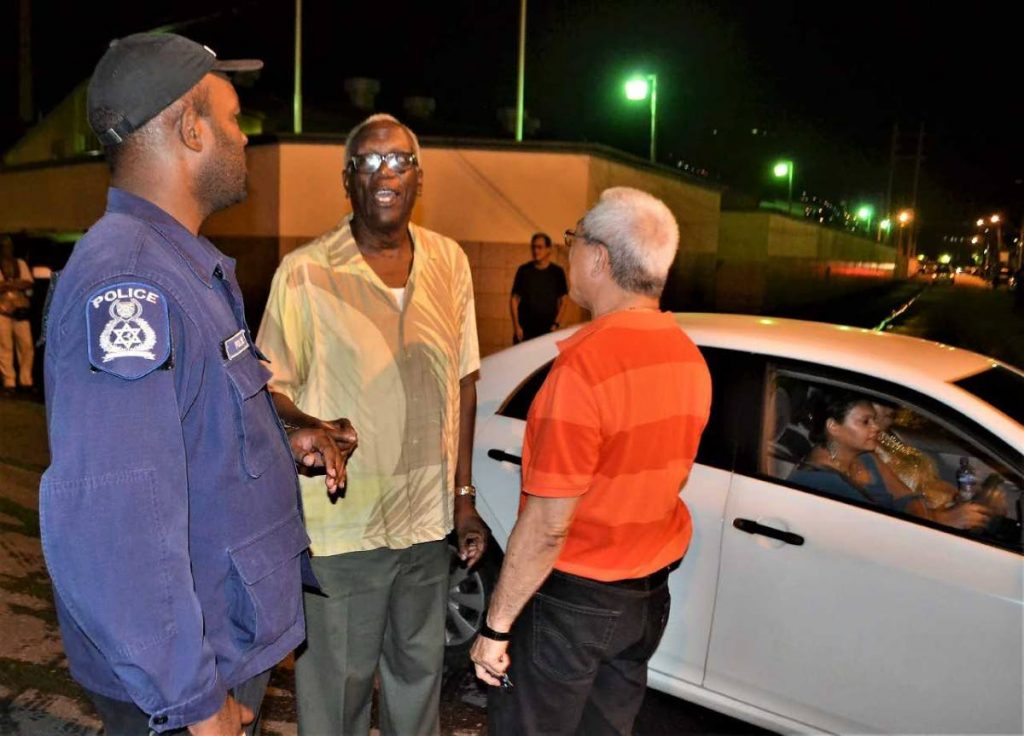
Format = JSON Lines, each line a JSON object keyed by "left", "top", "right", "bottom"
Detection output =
{"left": 39, "top": 33, "right": 355, "bottom": 736}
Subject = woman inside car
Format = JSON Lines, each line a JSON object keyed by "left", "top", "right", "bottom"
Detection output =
{"left": 789, "top": 392, "right": 991, "bottom": 530}
{"left": 871, "top": 399, "right": 1009, "bottom": 517}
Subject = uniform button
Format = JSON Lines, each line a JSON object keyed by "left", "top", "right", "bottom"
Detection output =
{"left": 153, "top": 715, "right": 168, "bottom": 725}
{"left": 213, "top": 265, "right": 223, "bottom": 279}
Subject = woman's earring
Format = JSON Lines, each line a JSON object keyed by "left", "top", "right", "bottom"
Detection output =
{"left": 827, "top": 439, "right": 839, "bottom": 463}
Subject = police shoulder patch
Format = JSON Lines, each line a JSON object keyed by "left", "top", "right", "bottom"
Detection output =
{"left": 86, "top": 281, "right": 171, "bottom": 380}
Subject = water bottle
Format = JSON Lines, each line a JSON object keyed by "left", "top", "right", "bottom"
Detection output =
{"left": 956, "top": 458, "right": 977, "bottom": 502}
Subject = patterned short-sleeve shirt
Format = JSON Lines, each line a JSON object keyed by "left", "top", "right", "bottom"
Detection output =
{"left": 257, "top": 216, "right": 480, "bottom": 555}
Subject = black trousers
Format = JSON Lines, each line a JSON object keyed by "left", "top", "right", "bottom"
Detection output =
{"left": 488, "top": 567, "right": 673, "bottom": 736}
{"left": 86, "top": 669, "right": 271, "bottom": 736}
{"left": 513, "top": 321, "right": 555, "bottom": 344}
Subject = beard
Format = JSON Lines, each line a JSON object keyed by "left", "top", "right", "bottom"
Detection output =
{"left": 195, "top": 122, "right": 248, "bottom": 216}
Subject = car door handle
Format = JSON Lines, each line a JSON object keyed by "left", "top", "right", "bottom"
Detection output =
{"left": 487, "top": 449, "right": 522, "bottom": 466}
{"left": 732, "top": 518, "right": 804, "bottom": 546}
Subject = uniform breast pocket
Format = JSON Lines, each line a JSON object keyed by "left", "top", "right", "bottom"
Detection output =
{"left": 224, "top": 353, "right": 281, "bottom": 478}
{"left": 226, "top": 511, "right": 309, "bottom": 650}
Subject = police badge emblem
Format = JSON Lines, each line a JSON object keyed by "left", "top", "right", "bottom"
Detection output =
{"left": 87, "top": 282, "right": 171, "bottom": 380}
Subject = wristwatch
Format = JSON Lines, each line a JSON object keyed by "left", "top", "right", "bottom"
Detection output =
{"left": 455, "top": 484, "right": 477, "bottom": 498}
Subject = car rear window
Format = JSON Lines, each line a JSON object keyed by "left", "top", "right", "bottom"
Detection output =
{"left": 954, "top": 365, "right": 1024, "bottom": 425}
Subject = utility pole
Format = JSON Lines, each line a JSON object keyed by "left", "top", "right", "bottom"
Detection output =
{"left": 908, "top": 122, "right": 924, "bottom": 263}
{"left": 293, "top": 0, "right": 302, "bottom": 134}
{"left": 18, "top": 0, "right": 33, "bottom": 123}
{"left": 515, "top": 0, "right": 527, "bottom": 142}
{"left": 883, "top": 123, "right": 898, "bottom": 243}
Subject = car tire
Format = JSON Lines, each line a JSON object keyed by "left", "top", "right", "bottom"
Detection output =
{"left": 444, "top": 540, "right": 502, "bottom": 668}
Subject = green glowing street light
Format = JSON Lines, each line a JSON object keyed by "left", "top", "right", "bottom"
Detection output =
{"left": 625, "top": 78, "right": 649, "bottom": 100}
{"left": 856, "top": 205, "right": 874, "bottom": 235}
{"left": 773, "top": 160, "right": 794, "bottom": 216}
{"left": 625, "top": 73, "right": 658, "bottom": 163}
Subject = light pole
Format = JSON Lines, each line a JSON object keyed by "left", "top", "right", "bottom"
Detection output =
{"left": 625, "top": 73, "right": 658, "bottom": 163}
{"left": 773, "top": 160, "right": 794, "bottom": 216}
{"left": 897, "top": 209, "right": 913, "bottom": 276}
{"left": 990, "top": 214, "right": 1004, "bottom": 280}
{"left": 856, "top": 205, "right": 874, "bottom": 237}
{"left": 878, "top": 218, "right": 891, "bottom": 243}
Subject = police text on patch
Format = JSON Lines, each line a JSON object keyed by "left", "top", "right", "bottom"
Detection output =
{"left": 92, "top": 287, "right": 160, "bottom": 310}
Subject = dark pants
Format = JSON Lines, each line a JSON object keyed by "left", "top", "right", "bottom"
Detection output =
{"left": 86, "top": 670, "right": 271, "bottom": 736}
{"left": 295, "top": 540, "right": 449, "bottom": 736}
{"left": 488, "top": 566, "right": 673, "bottom": 736}
{"left": 513, "top": 321, "right": 554, "bottom": 344}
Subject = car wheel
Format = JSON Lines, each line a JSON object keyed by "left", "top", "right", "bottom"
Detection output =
{"left": 445, "top": 542, "right": 501, "bottom": 668}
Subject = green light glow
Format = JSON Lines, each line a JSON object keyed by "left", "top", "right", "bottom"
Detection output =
{"left": 625, "top": 78, "right": 649, "bottom": 100}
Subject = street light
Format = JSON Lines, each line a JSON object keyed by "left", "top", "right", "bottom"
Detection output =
{"left": 773, "top": 160, "right": 794, "bottom": 217}
{"left": 987, "top": 213, "right": 1004, "bottom": 277}
{"left": 894, "top": 210, "right": 914, "bottom": 276}
{"left": 856, "top": 205, "right": 874, "bottom": 235}
{"left": 625, "top": 73, "right": 658, "bottom": 163}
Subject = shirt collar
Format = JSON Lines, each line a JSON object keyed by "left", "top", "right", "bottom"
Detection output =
{"left": 105, "top": 187, "right": 226, "bottom": 287}
{"left": 555, "top": 309, "right": 670, "bottom": 353}
{"left": 326, "top": 214, "right": 434, "bottom": 271}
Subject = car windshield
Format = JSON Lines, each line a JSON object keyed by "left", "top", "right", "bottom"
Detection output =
{"left": 954, "top": 365, "right": 1024, "bottom": 426}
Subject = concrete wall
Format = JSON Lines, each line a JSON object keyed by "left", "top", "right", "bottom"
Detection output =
{"left": 0, "top": 139, "right": 721, "bottom": 355}
{"left": 2, "top": 84, "right": 93, "bottom": 167}
{"left": 717, "top": 211, "right": 896, "bottom": 313}
{"left": 587, "top": 157, "right": 721, "bottom": 311}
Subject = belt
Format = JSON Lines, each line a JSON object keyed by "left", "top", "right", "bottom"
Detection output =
{"left": 597, "top": 559, "right": 682, "bottom": 591}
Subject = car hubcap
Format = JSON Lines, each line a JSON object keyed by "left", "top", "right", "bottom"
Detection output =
{"left": 446, "top": 553, "right": 487, "bottom": 647}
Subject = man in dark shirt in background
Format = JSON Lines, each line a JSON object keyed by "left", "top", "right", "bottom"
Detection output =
{"left": 510, "top": 232, "right": 568, "bottom": 343}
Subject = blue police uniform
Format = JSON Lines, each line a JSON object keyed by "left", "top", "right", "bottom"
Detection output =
{"left": 40, "top": 188, "right": 310, "bottom": 732}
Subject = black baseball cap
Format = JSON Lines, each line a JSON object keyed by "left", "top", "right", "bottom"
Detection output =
{"left": 87, "top": 32, "right": 263, "bottom": 146}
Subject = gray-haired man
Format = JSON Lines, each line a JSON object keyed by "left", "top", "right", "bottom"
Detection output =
{"left": 257, "top": 114, "right": 489, "bottom": 735}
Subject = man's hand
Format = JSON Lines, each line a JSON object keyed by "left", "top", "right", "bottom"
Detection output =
{"left": 187, "top": 694, "right": 253, "bottom": 736}
{"left": 322, "top": 417, "right": 358, "bottom": 451}
{"left": 287, "top": 418, "right": 357, "bottom": 493}
{"left": 455, "top": 496, "right": 488, "bottom": 568}
{"left": 936, "top": 502, "right": 992, "bottom": 530}
{"left": 471, "top": 634, "right": 510, "bottom": 687}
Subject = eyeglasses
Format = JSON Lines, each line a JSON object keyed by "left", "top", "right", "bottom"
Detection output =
{"left": 564, "top": 228, "right": 608, "bottom": 249}
{"left": 347, "top": 151, "right": 419, "bottom": 175}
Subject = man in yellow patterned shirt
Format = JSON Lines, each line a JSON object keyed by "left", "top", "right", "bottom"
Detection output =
{"left": 256, "top": 114, "right": 488, "bottom": 736}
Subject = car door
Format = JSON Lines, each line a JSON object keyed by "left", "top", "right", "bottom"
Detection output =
{"left": 474, "top": 345, "right": 754, "bottom": 693}
{"left": 704, "top": 364, "right": 1024, "bottom": 734}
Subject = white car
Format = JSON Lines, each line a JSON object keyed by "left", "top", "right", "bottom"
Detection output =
{"left": 447, "top": 314, "right": 1024, "bottom": 735}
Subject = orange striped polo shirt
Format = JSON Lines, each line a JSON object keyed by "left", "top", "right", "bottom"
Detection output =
{"left": 521, "top": 310, "right": 712, "bottom": 581}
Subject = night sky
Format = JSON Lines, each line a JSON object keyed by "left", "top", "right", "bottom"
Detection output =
{"left": 1, "top": 0, "right": 1021, "bottom": 251}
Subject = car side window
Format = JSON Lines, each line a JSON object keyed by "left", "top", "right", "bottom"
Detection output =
{"left": 763, "top": 369, "right": 1023, "bottom": 553}
{"left": 498, "top": 361, "right": 553, "bottom": 421}
{"left": 495, "top": 345, "right": 759, "bottom": 476}
{"left": 696, "top": 347, "right": 764, "bottom": 472}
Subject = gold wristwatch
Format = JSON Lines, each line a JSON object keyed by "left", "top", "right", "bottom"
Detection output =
{"left": 455, "top": 484, "right": 477, "bottom": 498}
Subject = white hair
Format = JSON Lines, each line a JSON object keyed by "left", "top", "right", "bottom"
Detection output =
{"left": 580, "top": 187, "right": 679, "bottom": 297}
{"left": 343, "top": 113, "right": 422, "bottom": 171}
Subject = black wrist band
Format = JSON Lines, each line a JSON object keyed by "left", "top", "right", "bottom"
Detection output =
{"left": 480, "top": 623, "right": 511, "bottom": 641}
